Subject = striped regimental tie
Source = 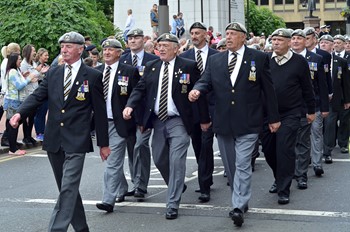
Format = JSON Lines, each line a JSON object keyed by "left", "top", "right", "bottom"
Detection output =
{"left": 228, "top": 52, "right": 237, "bottom": 75}
{"left": 132, "top": 54, "right": 138, "bottom": 67}
{"left": 158, "top": 62, "right": 169, "bottom": 122}
{"left": 103, "top": 66, "right": 111, "bottom": 101}
{"left": 196, "top": 50, "right": 204, "bottom": 74}
{"left": 63, "top": 65, "right": 72, "bottom": 101}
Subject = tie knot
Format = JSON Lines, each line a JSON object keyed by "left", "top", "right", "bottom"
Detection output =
{"left": 67, "top": 65, "right": 72, "bottom": 70}
{"left": 197, "top": 50, "right": 202, "bottom": 55}
{"left": 133, "top": 54, "right": 137, "bottom": 59}
{"left": 164, "top": 62, "right": 169, "bottom": 66}
{"left": 106, "top": 66, "right": 111, "bottom": 71}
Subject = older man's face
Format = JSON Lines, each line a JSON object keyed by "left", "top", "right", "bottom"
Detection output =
{"left": 157, "top": 41, "right": 178, "bottom": 62}
{"left": 60, "top": 43, "right": 84, "bottom": 65}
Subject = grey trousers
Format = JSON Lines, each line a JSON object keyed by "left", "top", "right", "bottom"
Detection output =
{"left": 132, "top": 128, "right": 152, "bottom": 192}
{"left": 47, "top": 150, "right": 88, "bottom": 232}
{"left": 217, "top": 133, "right": 258, "bottom": 211}
{"left": 295, "top": 117, "right": 311, "bottom": 181}
{"left": 102, "top": 121, "right": 128, "bottom": 205}
{"left": 310, "top": 111, "right": 323, "bottom": 167}
{"left": 151, "top": 117, "right": 190, "bottom": 209}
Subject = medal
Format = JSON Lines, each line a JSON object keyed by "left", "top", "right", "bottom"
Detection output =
{"left": 181, "top": 84, "right": 187, "bottom": 93}
{"left": 120, "top": 86, "right": 128, "bottom": 95}
{"left": 324, "top": 64, "right": 329, "bottom": 73}
{"left": 249, "top": 61, "right": 256, "bottom": 81}
{"left": 76, "top": 92, "right": 85, "bottom": 101}
{"left": 338, "top": 66, "right": 342, "bottom": 79}
{"left": 138, "top": 66, "right": 145, "bottom": 76}
{"left": 83, "top": 80, "right": 89, "bottom": 92}
{"left": 310, "top": 71, "right": 314, "bottom": 80}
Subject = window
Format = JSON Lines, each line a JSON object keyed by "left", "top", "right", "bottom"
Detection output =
{"left": 261, "top": 0, "right": 269, "bottom": 4}
{"left": 275, "top": 0, "right": 283, "bottom": 4}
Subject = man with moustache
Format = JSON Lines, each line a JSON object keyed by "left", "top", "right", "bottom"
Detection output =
{"left": 263, "top": 28, "right": 315, "bottom": 205}
{"left": 10, "top": 32, "right": 110, "bottom": 232}
{"left": 189, "top": 22, "right": 280, "bottom": 227}
{"left": 318, "top": 35, "right": 350, "bottom": 164}
{"left": 291, "top": 29, "right": 329, "bottom": 189}
{"left": 95, "top": 39, "right": 140, "bottom": 212}
{"left": 180, "top": 22, "right": 218, "bottom": 202}
{"left": 123, "top": 33, "right": 210, "bottom": 220}
{"left": 119, "top": 28, "right": 159, "bottom": 199}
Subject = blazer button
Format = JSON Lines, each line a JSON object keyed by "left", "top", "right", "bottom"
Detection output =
{"left": 60, "top": 123, "right": 64, "bottom": 126}
{"left": 149, "top": 109, "right": 152, "bottom": 111}
{"left": 231, "top": 101, "right": 235, "bottom": 105}
{"left": 232, "top": 89, "right": 235, "bottom": 93}
{"left": 61, "top": 109, "right": 65, "bottom": 113}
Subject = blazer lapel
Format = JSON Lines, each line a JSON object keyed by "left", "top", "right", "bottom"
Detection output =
{"left": 64, "top": 63, "right": 87, "bottom": 106}
{"left": 233, "top": 47, "right": 251, "bottom": 88}
{"left": 112, "top": 64, "right": 122, "bottom": 96}
{"left": 172, "top": 57, "right": 182, "bottom": 94}
{"left": 57, "top": 66, "right": 65, "bottom": 105}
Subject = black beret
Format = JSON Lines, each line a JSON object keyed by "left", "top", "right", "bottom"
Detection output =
{"left": 190, "top": 22, "right": 207, "bottom": 31}
{"left": 157, "top": 33, "right": 179, "bottom": 44}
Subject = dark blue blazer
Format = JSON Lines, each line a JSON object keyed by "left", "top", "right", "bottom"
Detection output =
{"left": 316, "top": 48, "right": 333, "bottom": 95}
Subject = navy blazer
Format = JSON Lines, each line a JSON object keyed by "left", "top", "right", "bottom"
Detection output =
{"left": 330, "top": 54, "right": 350, "bottom": 111}
{"left": 126, "top": 56, "right": 210, "bottom": 134}
{"left": 18, "top": 63, "right": 109, "bottom": 153}
{"left": 305, "top": 50, "right": 329, "bottom": 113}
{"left": 194, "top": 46, "right": 280, "bottom": 137}
{"left": 316, "top": 48, "right": 333, "bottom": 95}
{"left": 96, "top": 63, "right": 140, "bottom": 137}
{"left": 180, "top": 47, "right": 218, "bottom": 121}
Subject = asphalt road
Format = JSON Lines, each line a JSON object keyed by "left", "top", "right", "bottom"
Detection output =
{"left": 0, "top": 140, "right": 350, "bottom": 232}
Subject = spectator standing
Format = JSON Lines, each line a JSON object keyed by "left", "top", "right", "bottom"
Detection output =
{"left": 124, "top": 9, "right": 135, "bottom": 42}
{"left": 176, "top": 12, "right": 185, "bottom": 38}
{"left": 150, "top": 4, "right": 159, "bottom": 38}
{"left": 171, "top": 15, "right": 178, "bottom": 35}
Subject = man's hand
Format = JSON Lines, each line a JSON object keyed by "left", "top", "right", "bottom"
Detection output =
{"left": 123, "top": 107, "right": 133, "bottom": 120}
{"left": 10, "top": 113, "right": 21, "bottom": 128}
{"left": 188, "top": 90, "right": 201, "bottom": 102}
{"left": 344, "top": 103, "right": 350, "bottom": 110}
{"left": 321, "top": 112, "right": 329, "bottom": 118}
{"left": 307, "top": 114, "right": 316, "bottom": 124}
{"left": 269, "top": 121, "right": 281, "bottom": 133}
{"left": 99, "top": 146, "right": 110, "bottom": 161}
{"left": 200, "top": 122, "right": 212, "bottom": 132}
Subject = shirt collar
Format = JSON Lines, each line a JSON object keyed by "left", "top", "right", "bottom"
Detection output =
{"left": 194, "top": 44, "right": 209, "bottom": 54}
{"left": 293, "top": 48, "right": 307, "bottom": 57}
{"left": 271, "top": 50, "right": 293, "bottom": 59}
{"left": 106, "top": 61, "right": 119, "bottom": 71}
{"left": 228, "top": 45, "right": 245, "bottom": 57}
{"left": 131, "top": 50, "right": 145, "bottom": 60}
{"left": 67, "top": 59, "right": 82, "bottom": 72}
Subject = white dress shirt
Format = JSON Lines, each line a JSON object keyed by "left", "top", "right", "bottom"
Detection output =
{"left": 103, "top": 62, "right": 119, "bottom": 119}
{"left": 154, "top": 58, "right": 179, "bottom": 117}
{"left": 131, "top": 50, "right": 145, "bottom": 67}
{"left": 229, "top": 45, "right": 245, "bottom": 87}
{"left": 64, "top": 59, "right": 81, "bottom": 93}
{"left": 194, "top": 44, "right": 209, "bottom": 69}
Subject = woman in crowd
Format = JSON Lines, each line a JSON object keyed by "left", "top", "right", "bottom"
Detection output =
{"left": 33, "top": 48, "right": 50, "bottom": 141}
{"left": 3, "top": 52, "right": 36, "bottom": 155}
{"left": 20, "top": 44, "right": 48, "bottom": 146}
{"left": 0, "top": 43, "right": 21, "bottom": 147}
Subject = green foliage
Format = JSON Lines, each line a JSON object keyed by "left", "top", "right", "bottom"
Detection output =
{"left": 246, "top": 0, "right": 286, "bottom": 36}
{"left": 0, "top": 0, "right": 116, "bottom": 62}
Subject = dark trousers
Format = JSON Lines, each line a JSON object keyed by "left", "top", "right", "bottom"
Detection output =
{"left": 6, "top": 119, "right": 20, "bottom": 152}
{"left": 34, "top": 100, "right": 48, "bottom": 135}
{"left": 191, "top": 123, "right": 214, "bottom": 194}
{"left": 22, "top": 110, "right": 35, "bottom": 139}
{"left": 295, "top": 118, "right": 311, "bottom": 182}
{"left": 337, "top": 108, "right": 350, "bottom": 148}
{"left": 262, "top": 115, "right": 300, "bottom": 198}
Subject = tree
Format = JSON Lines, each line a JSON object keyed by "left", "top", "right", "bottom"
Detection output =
{"left": 246, "top": 0, "right": 286, "bottom": 36}
{"left": 0, "top": 0, "right": 116, "bottom": 62}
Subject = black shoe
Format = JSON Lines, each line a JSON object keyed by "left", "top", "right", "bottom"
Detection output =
{"left": 251, "top": 157, "right": 257, "bottom": 172}
{"left": 125, "top": 190, "right": 135, "bottom": 196}
{"left": 269, "top": 182, "right": 277, "bottom": 193}
{"left": 340, "top": 147, "right": 349, "bottom": 153}
{"left": 198, "top": 193, "right": 210, "bottom": 202}
{"left": 229, "top": 205, "right": 248, "bottom": 218}
{"left": 29, "top": 137, "right": 38, "bottom": 146}
{"left": 278, "top": 196, "right": 289, "bottom": 205}
{"left": 22, "top": 138, "right": 32, "bottom": 146}
{"left": 182, "top": 184, "right": 187, "bottom": 193}
{"left": 223, "top": 171, "right": 227, "bottom": 177}
{"left": 165, "top": 208, "right": 178, "bottom": 219}
{"left": 324, "top": 155, "right": 333, "bottom": 164}
{"left": 297, "top": 180, "right": 308, "bottom": 190}
{"left": 231, "top": 208, "right": 244, "bottom": 227}
{"left": 195, "top": 189, "right": 201, "bottom": 193}
{"left": 314, "top": 166, "right": 324, "bottom": 177}
{"left": 134, "top": 188, "right": 146, "bottom": 198}
{"left": 96, "top": 203, "right": 113, "bottom": 212}
{"left": 115, "top": 196, "right": 125, "bottom": 203}
{"left": 1, "top": 137, "right": 9, "bottom": 146}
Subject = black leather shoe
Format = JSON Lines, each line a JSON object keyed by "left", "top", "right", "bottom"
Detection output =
{"left": 124, "top": 190, "right": 135, "bottom": 196}
{"left": 22, "top": 138, "right": 32, "bottom": 146}
{"left": 134, "top": 188, "right": 146, "bottom": 198}
{"left": 251, "top": 157, "right": 257, "bottom": 172}
{"left": 297, "top": 180, "right": 308, "bottom": 190}
{"left": 182, "top": 184, "right": 187, "bottom": 193}
{"left": 115, "top": 196, "right": 125, "bottom": 203}
{"left": 96, "top": 203, "right": 113, "bottom": 212}
{"left": 269, "top": 182, "right": 277, "bottom": 193}
{"left": 229, "top": 205, "right": 248, "bottom": 218}
{"left": 278, "top": 196, "right": 289, "bottom": 204}
{"left": 198, "top": 193, "right": 210, "bottom": 202}
{"left": 29, "top": 137, "right": 38, "bottom": 146}
{"left": 1, "top": 137, "right": 9, "bottom": 146}
{"left": 340, "top": 147, "right": 349, "bottom": 153}
{"left": 194, "top": 189, "right": 201, "bottom": 193}
{"left": 324, "top": 155, "right": 333, "bottom": 164}
{"left": 231, "top": 208, "right": 244, "bottom": 227}
{"left": 165, "top": 208, "right": 178, "bottom": 219}
{"left": 223, "top": 171, "right": 227, "bottom": 177}
{"left": 314, "top": 166, "right": 324, "bottom": 177}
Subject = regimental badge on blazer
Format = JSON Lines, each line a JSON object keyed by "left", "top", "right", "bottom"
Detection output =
{"left": 118, "top": 75, "right": 129, "bottom": 95}
{"left": 248, "top": 61, "right": 256, "bottom": 81}
{"left": 76, "top": 80, "right": 89, "bottom": 101}
{"left": 308, "top": 62, "right": 317, "bottom": 80}
{"left": 337, "top": 66, "right": 342, "bottom": 79}
{"left": 324, "top": 64, "right": 329, "bottom": 73}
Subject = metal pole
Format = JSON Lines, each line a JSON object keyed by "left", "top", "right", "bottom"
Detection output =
{"left": 159, "top": 0, "right": 169, "bottom": 35}
{"left": 347, "top": 0, "right": 350, "bottom": 34}
{"left": 201, "top": 0, "right": 204, "bottom": 22}
{"left": 229, "top": 0, "right": 231, "bottom": 23}
{"left": 178, "top": 0, "right": 180, "bottom": 13}
{"left": 246, "top": 0, "right": 249, "bottom": 33}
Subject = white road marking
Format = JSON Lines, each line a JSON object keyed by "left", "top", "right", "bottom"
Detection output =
{"left": 3, "top": 198, "right": 350, "bottom": 218}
